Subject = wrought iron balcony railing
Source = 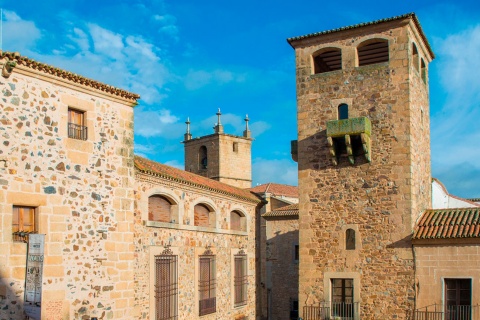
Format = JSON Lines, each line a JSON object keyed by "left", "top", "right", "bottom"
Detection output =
{"left": 68, "top": 122, "right": 88, "bottom": 141}
{"left": 303, "top": 301, "right": 360, "bottom": 320}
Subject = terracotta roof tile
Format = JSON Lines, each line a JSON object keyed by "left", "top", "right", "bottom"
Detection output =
{"left": 413, "top": 208, "right": 480, "bottom": 240}
{"left": 249, "top": 183, "right": 298, "bottom": 198}
{"left": 1, "top": 51, "right": 140, "bottom": 101}
{"left": 287, "top": 13, "right": 434, "bottom": 59}
{"left": 134, "top": 155, "right": 260, "bottom": 203}
{"left": 262, "top": 204, "right": 299, "bottom": 219}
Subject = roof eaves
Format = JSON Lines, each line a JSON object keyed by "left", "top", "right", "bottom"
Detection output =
{"left": 287, "top": 13, "right": 434, "bottom": 59}
{"left": 2, "top": 51, "right": 140, "bottom": 101}
{"left": 135, "top": 164, "right": 260, "bottom": 204}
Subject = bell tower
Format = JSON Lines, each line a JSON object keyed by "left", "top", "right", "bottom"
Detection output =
{"left": 289, "top": 13, "right": 434, "bottom": 318}
{"left": 183, "top": 109, "right": 253, "bottom": 189}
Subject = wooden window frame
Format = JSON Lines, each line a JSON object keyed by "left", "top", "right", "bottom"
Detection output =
{"left": 12, "top": 206, "right": 37, "bottom": 242}
{"left": 68, "top": 108, "right": 88, "bottom": 140}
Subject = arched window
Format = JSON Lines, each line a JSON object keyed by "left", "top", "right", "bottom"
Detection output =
{"left": 421, "top": 59, "right": 427, "bottom": 84}
{"left": 148, "top": 195, "right": 174, "bottom": 223}
{"left": 338, "top": 104, "right": 349, "bottom": 120}
{"left": 199, "top": 146, "right": 208, "bottom": 169}
{"left": 346, "top": 229, "right": 356, "bottom": 250}
{"left": 412, "top": 43, "right": 419, "bottom": 72}
{"left": 194, "top": 203, "right": 215, "bottom": 228}
{"left": 313, "top": 48, "right": 342, "bottom": 74}
{"left": 230, "top": 211, "right": 246, "bottom": 232}
{"left": 358, "top": 39, "right": 389, "bottom": 66}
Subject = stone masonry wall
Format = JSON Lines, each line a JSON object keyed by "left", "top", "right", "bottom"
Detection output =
{"left": 184, "top": 134, "right": 252, "bottom": 189}
{"left": 266, "top": 218, "right": 299, "bottom": 320}
{"left": 294, "top": 20, "right": 433, "bottom": 319}
{"left": 414, "top": 241, "right": 480, "bottom": 310}
{"left": 134, "top": 172, "right": 258, "bottom": 319}
{"left": 0, "top": 67, "right": 135, "bottom": 319}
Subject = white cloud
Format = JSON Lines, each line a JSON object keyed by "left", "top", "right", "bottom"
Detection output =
{"left": 252, "top": 158, "right": 298, "bottom": 186}
{"left": 134, "top": 108, "right": 183, "bottom": 138}
{"left": 250, "top": 121, "right": 271, "bottom": 137}
{"left": 431, "top": 24, "right": 480, "bottom": 197}
{"left": 88, "top": 23, "right": 125, "bottom": 60}
{"left": 1, "top": 10, "right": 42, "bottom": 54}
{"left": 164, "top": 159, "right": 183, "bottom": 170}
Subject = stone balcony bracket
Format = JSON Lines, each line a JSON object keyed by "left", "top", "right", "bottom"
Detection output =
{"left": 326, "top": 117, "right": 372, "bottom": 165}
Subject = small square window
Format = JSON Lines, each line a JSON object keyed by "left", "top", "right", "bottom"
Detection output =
{"left": 12, "top": 206, "right": 37, "bottom": 242}
{"left": 68, "top": 108, "right": 87, "bottom": 140}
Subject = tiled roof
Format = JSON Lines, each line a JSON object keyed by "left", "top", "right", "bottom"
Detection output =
{"left": 262, "top": 204, "right": 299, "bottom": 219}
{"left": 287, "top": 13, "right": 434, "bottom": 59}
{"left": 134, "top": 156, "right": 260, "bottom": 203}
{"left": 249, "top": 183, "right": 298, "bottom": 198}
{"left": 468, "top": 198, "right": 480, "bottom": 203}
{"left": 413, "top": 208, "right": 480, "bottom": 240}
{"left": 1, "top": 51, "right": 140, "bottom": 101}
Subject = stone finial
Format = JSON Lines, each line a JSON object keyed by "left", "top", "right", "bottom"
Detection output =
{"left": 243, "top": 114, "right": 251, "bottom": 138}
{"left": 184, "top": 117, "right": 192, "bottom": 141}
{"left": 214, "top": 108, "right": 224, "bottom": 133}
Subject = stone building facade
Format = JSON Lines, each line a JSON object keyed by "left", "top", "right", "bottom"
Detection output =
{"left": 134, "top": 156, "right": 261, "bottom": 319}
{"left": 262, "top": 204, "right": 299, "bottom": 320}
{"left": 288, "top": 13, "right": 435, "bottom": 319}
{"left": 249, "top": 183, "right": 298, "bottom": 320}
{"left": 0, "top": 52, "right": 139, "bottom": 319}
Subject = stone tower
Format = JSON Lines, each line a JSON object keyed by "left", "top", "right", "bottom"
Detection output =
{"left": 288, "top": 13, "right": 434, "bottom": 318}
{"left": 183, "top": 110, "right": 253, "bottom": 188}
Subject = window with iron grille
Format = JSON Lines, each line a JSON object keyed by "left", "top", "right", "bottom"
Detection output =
{"left": 234, "top": 252, "right": 248, "bottom": 307}
{"left": 199, "top": 254, "right": 216, "bottom": 316}
{"left": 12, "top": 206, "right": 37, "bottom": 242}
{"left": 155, "top": 251, "right": 178, "bottom": 320}
{"left": 445, "top": 278, "right": 471, "bottom": 320}
{"left": 68, "top": 108, "right": 87, "bottom": 140}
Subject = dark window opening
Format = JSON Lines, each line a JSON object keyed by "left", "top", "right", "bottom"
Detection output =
{"left": 313, "top": 49, "right": 342, "bottom": 74}
{"left": 68, "top": 108, "right": 87, "bottom": 140}
{"left": 199, "top": 255, "right": 216, "bottom": 316}
{"left": 12, "top": 206, "right": 37, "bottom": 242}
{"left": 445, "top": 279, "right": 472, "bottom": 320}
{"left": 346, "top": 229, "right": 355, "bottom": 250}
{"left": 338, "top": 104, "right": 349, "bottom": 120}
{"left": 294, "top": 245, "right": 299, "bottom": 262}
{"left": 233, "top": 142, "right": 239, "bottom": 152}
{"left": 421, "top": 59, "right": 427, "bottom": 84}
{"left": 412, "top": 43, "right": 419, "bottom": 72}
{"left": 290, "top": 299, "right": 299, "bottom": 320}
{"left": 331, "top": 279, "right": 354, "bottom": 318}
{"left": 199, "top": 146, "right": 207, "bottom": 169}
{"left": 358, "top": 40, "right": 389, "bottom": 66}
{"left": 234, "top": 253, "right": 248, "bottom": 307}
{"left": 155, "top": 253, "right": 178, "bottom": 320}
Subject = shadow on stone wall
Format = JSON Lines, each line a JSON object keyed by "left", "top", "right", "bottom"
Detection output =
{"left": 266, "top": 227, "right": 299, "bottom": 320}
{"left": 0, "top": 271, "right": 27, "bottom": 320}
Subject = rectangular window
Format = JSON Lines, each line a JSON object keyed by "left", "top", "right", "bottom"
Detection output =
{"left": 234, "top": 253, "right": 248, "bottom": 307}
{"left": 12, "top": 206, "right": 37, "bottom": 242}
{"left": 294, "top": 245, "right": 299, "bottom": 262}
{"left": 199, "top": 255, "right": 216, "bottom": 316}
{"left": 331, "top": 278, "right": 354, "bottom": 318}
{"left": 445, "top": 279, "right": 472, "bottom": 320}
{"left": 68, "top": 108, "right": 87, "bottom": 140}
{"left": 155, "top": 254, "right": 178, "bottom": 320}
{"left": 290, "top": 299, "right": 299, "bottom": 320}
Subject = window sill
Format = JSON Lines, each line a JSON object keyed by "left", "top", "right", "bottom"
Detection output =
{"left": 145, "top": 220, "right": 247, "bottom": 236}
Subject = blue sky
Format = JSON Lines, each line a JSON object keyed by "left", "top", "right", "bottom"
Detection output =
{"left": 2, "top": 0, "right": 479, "bottom": 198}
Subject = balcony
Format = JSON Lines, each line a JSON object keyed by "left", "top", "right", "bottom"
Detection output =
{"left": 303, "top": 302, "right": 360, "bottom": 320}
{"left": 68, "top": 122, "right": 88, "bottom": 141}
{"left": 326, "top": 117, "right": 371, "bottom": 165}
{"left": 415, "top": 303, "right": 479, "bottom": 320}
